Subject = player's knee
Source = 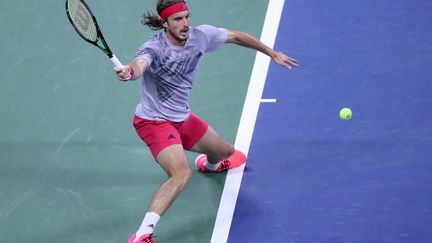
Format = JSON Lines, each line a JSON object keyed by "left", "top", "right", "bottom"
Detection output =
{"left": 219, "top": 144, "right": 234, "bottom": 160}
{"left": 208, "top": 143, "right": 234, "bottom": 162}
{"left": 172, "top": 167, "right": 192, "bottom": 187}
{"left": 226, "top": 144, "right": 235, "bottom": 157}
{"left": 219, "top": 143, "right": 234, "bottom": 159}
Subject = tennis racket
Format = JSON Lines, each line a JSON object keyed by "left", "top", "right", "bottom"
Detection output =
{"left": 66, "top": 0, "right": 123, "bottom": 68}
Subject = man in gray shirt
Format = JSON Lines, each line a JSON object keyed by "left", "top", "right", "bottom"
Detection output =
{"left": 115, "top": 1, "right": 298, "bottom": 242}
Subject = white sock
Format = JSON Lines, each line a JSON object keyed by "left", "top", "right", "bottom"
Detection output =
{"left": 134, "top": 212, "right": 160, "bottom": 241}
{"left": 204, "top": 161, "right": 220, "bottom": 171}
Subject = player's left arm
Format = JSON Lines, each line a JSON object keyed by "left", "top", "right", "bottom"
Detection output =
{"left": 226, "top": 30, "right": 299, "bottom": 69}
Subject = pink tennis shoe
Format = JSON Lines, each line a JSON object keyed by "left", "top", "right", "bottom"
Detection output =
{"left": 128, "top": 233, "right": 154, "bottom": 243}
{"left": 195, "top": 149, "right": 246, "bottom": 173}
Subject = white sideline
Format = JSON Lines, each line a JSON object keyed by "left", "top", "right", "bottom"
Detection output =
{"left": 209, "top": 1, "right": 286, "bottom": 242}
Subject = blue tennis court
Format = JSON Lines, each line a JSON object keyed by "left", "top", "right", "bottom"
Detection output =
{"left": 226, "top": 0, "right": 432, "bottom": 242}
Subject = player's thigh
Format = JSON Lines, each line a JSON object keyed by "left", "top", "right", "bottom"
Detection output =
{"left": 156, "top": 144, "right": 190, "bottom": 177}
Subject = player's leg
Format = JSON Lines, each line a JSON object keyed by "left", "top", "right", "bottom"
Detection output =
{"left": 130, "top": 145, "right": 191, "bottom": 243}
{"left": 190, "top": 125, "right": 234, "bottom": 162}
{"left": 180, "top": 113, "right": 246, "bottom": 172}
{"left": 191, "top": 126, "right": 246, "bottom": 172}
{"left": 131, "top": 116, "right": 192, "bottom": 242}
{"left": 150, "top": 144, "right": 192, "bottom": 214}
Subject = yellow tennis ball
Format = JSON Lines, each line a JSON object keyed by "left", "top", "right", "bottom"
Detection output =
{"left": 340, "top": 108, "right": 352, "bottom": 120}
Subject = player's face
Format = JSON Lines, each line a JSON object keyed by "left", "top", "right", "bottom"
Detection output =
{"left": 163, "top": 11, "right": 190, "bottom": 46}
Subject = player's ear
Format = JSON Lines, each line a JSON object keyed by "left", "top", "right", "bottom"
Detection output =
{"left": 162, "top": 19, "right": 169, "bottom": 28}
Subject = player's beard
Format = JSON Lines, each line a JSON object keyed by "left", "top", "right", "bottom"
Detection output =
{"left": 167, "top": 27, "right": 189, "bottom": 45}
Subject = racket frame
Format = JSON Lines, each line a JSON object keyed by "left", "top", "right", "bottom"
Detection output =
{"left": 65, "top": 0, "right": 122, "bottom": 67}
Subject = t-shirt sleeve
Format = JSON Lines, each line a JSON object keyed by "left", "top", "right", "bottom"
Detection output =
{"left": 196, "top": 24, "right": 228, "bottom": 52}
{"left": 134, "top": 42, "right": 156, "bottom": 64}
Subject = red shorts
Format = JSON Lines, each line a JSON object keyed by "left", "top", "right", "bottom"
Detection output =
{"left": 133, "top": 112, "right": 208, "bottom": 159}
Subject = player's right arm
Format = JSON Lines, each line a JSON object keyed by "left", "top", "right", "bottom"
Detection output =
{"left": 226, "top": 30, "right": 299, "bottom": 70}
{"left": 114, "top": 58, "right": 150, "bottom": 82}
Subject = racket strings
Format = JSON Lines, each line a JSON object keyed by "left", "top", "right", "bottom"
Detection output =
{"left": 67, "top": 0, "right": 97, "bottom": 42}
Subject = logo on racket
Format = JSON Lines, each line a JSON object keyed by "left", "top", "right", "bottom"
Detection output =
{"left": 74, "top": 4, "right": 91, "bottom": 32}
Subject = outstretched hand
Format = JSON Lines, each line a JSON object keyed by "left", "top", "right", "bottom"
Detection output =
{"left": 272, "top": 51, "right": 299, "bottom": 69}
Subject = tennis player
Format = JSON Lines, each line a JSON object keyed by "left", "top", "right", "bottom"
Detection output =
{"left": 115, "top": 1, "right": 298, "bottom": 242}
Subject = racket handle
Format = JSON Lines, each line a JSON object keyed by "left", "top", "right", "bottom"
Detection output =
{"left": 110, "top": 54, "right": 123, "bottom": 68}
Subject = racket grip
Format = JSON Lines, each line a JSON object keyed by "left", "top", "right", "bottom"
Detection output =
{"left": 110, "top": 54, "right": 123, "bottom": 68}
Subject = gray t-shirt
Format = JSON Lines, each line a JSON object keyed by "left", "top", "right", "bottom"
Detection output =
{"left": 134, "top": 25, "right": 228, "bottom": 122}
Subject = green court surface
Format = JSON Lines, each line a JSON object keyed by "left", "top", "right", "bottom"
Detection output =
{"left": 0, "top": 0, "right": 267, "bottom": 242}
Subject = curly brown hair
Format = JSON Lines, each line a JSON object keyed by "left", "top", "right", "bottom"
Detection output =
{"left": 141, "top": 0, "right": 187, "bottom": 31}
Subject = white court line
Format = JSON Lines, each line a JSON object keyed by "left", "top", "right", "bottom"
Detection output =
{"left": 210, "top": 1, "right": 286, "bottom": 242}
{"left": 261, "top": 98, "right": 277, "bottom": 103}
